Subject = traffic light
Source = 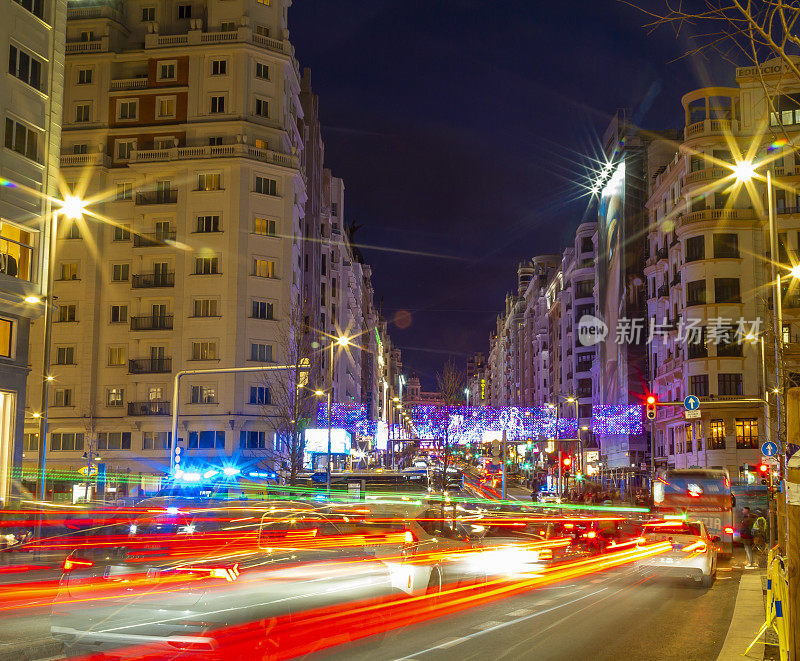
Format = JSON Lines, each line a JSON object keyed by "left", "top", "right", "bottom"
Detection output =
{"left": 646, "top": 395, "right": 657, "bottom": 420}
{"left": 758, "top": 463, "right": 770, "bottom": 486}
{"left": 172, "top": 443, "right": 182, "bottom": 473}
{"left": 563, "top": 456, "right": 572, "bottom": 468}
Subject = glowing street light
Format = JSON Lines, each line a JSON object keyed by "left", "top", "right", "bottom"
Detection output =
{"left": 336, "top": 334, "right": 350, "bottom": 347}
{"left": 314, "top": 389, "right": 325, "bottom": 397}
{"left": 732, "top": 159, "right": 756, "bottom": 183}
{"left": 59, "top": 195, "right": 87, "bottom": 220}
{"left": 24, "top": 295, "right": 42, "bottom": 304}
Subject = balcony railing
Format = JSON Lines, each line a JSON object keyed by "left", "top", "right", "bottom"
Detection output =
{"left": 133, "top": 231, "right": 177, "bottom": 247}
{"left": 130, "top": 143, "right": 299, "bottom": 170}
{"left": 110, "top": 77, "right": 148, "bottom": 91}
{"left": 670, "top": 273, "right": 682, "bottom": 286}
{"left": 131, "top": 272, "right": 175, "bottom": 288}
{"left": 657, "top": 284, "right": 669, "bottom": 298}
{"left": 130, "top": 315, "right": 173, "bottom": 331}
{"left": 777, "top": 206, "right": 800, "bottom": 215}
{"left": 684, "top": 167, "right": 725, "bottom": 186}
{"left": 128, "top": 357, "right": 172, "bottom": 374}
{"left": 60, "top": 152, "right": 111, "bottom": 168}
{"left": 135, "top": 190, "right": 178, "bottom": 205}
{"left": 656, "top": 247, "right": 668, "bottom": 260}
{"left": 685, "top": 118, "right": 736, "bottom": 139}
{"left": 685, "top": 208, "right": 755, "bottom": 223}
{"left": 128, "top": 401, "right": 171, "bottom": 416}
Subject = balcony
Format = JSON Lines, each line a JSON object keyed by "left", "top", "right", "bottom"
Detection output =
{"left": 656, "top": 247, "right": 668, "bottom": 261}
{"left": 143, "top": 26, "right": 295, "bottom": 59}
{"left": 684, "top": 167, "right": 726, "bottom": 186}
{"left": 134, "top": 231, "right": 177, "bottom": 247}
{"left": 657, "top": 284, "right": 669, "bottom": 298}
{"left": 130, "top": 143, "right": 299, "bottom": 170}
{"left": 135, "top": 190, "right": 178, "bottom": 205}
{"left": 65, "top": 37, "right": 109, "bottom": 54}
{"left": 110, "top": 77, "right": 148, "bottom": 91}
{"left": 68, "top": 4, "right": 124, "bottom": 21}
{"left": 685, "top": 208, "right": 755, "bottom": 223}
{"left": 576, "top": 387, "right": 592, "bottom": 398}
{"left": 128, "top": 357, "right": 172, "bottom": 374}
{"left": 128, "top": 401, "right": 171, "bottom": 416}
{"left": 60, "top": 153, "right": 111, "bottom": 168}
{"left": 670, "top": 273, "right": 682, "bottom": 287}
{"left": 131, "top": 272, "right": 175, "bottom": 288}
{"left": 777, "top": 206, "right": 800, "bottom": 215}
{"left": 130, "top": 315, "right": 173, "bottom": 331}
{"left": 684, "top": 118, "right": 737, "bottom": 140}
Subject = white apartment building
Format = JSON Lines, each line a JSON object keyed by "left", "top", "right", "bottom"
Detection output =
{"left": 1, "top": 0, "right": 66, "bottom": 503}
{"left": 24, "top": 0, "right": 308, "bottom": 497}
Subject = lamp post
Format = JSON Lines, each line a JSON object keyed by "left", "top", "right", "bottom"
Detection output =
{"left": 324, "top": 335, "right": 350, "bottom": 493}
{"left": 464, "top": 387, "right": 470, "bottom": 408}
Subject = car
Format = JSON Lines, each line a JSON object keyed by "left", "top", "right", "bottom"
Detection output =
{"left": 634, "top": 519, "right": 719, "bottom": 587}
{"left": 537, "top": 491, "right": 562, "bottom": 504}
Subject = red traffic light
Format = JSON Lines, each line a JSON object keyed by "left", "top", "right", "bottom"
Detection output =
{"left": 646, "top": 395, "right": 656, "bottom": 405}
{"left": 563, "top": 456, "right": 572, "bottom": 467}
{"left": 758, "top": 464, "right": 769, "bottom": 473}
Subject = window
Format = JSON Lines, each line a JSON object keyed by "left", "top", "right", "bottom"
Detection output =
{"left": 210, "top": 95, "right": 225, "bottom": 113}
{"left": 108, "top": 346, "right": 126, "bottom": 366}
{"left": 255, "top": 24, "right": 270, "bottom": 37}
{"left": 111, "top": 263, "right": 129, "bottom": 282}
{"left": 110, "top": 305, "right": 127, "bottom": 323}
{"left": 198, "top": 173, "right": 221, "bottom": 191}
{"left": 115, "top": 182, "right": 133, "bottom": 200}
{"left": 321, "top": 282, "right": 326, "bottom": 305}
{"left": 188, "top": 431, "right": 225, "bottom": 449}
{"left": 106, "top": 387, "right": 124, "bottom": 407}
{"left": 190, "top": 385, "right": 216, "bottom": 404}
{"left": 72, "top": 144, "right": 88, "bottom": 154}
{"left": 51, "top": 432, "right": 83, "bottom": 451}
{"left": 55, "top": 346, "right": 75, "bottom": 365}
{"left": 156, "top": 97, "right": 175, "bottom": 118}
{"left": 5, "top": 118, "right": 39, "bottom": 162}
{"left": 220, "top": 21, "right": 236, "bottom": 32}
{"left": 685, "top": 425, "right": 693, "bottom": 453}
{"left": 713, "top": 233, "right": 739, "bottom": 258}
{"left": 686, "top": 280, "right": 706, "bottom": 306}
{"left": 714, "top": 278, "right": 741, "bottom": 303}
{"left": 98, "top": 432, "right": 131, "bottom": 450}
{"left": 718, "top": 373, "right": 743, "bottom": 396}
{"left": 735, "top": 418, "right": 758, "bottom": 449}
{"left": 65, "top": 222, "right": 80, "bottom": 239}
{"left": 249, "top": 386, "right": 271, "bottom": 405}
{"left": 687, "top": 328, "right": 708, "bottom": 359}
{"left": 193, "top": 299, "right": 218, "bottom": 317}
{"left": 255, "top": 176, "right": 277, "bottom": 195}
{"left": 80, "top": 31, "right": 94, "bottom": 42}
{"left": 689, "top": 374, "right": 709, "bottom": 397}
{"left": 196, "top": 215, "right": 220, "bottom": 232}
{"left": 113, "top": 225, "right": 131, "bottom": 241}
{"left": 252, "top": 300, "right": 274, "bottom": 320}
{"left": 12, "top": 0, "right": 43, "bottom": 19}
{"left": 254, "top": 216, "right": 277, "bottom": 236}
{"left": 116, "top": 139, "right": 135, "bottom": 160}
{"left": 77, "top": 68, "right": 93, "bottom": 84}
{"left": 331, "top": 202, "right": 338, "bottom": 216}
{"left": 143, "top": 431, "right": 171, "bottom": 450}
{"left": 75, "top": 103, "right": 91, "bottom": 123}
{"left": 159, "top": 62, "right": 176, "bottom": 80}
{"left": 255, "top": 62, "right": 269, "bottom": 80}
{"left": 57, "top": 304, "right": 77, "bottom": 322}
{"left": 580, "top": 236, "right": 593, "bottom": 253}
{"left": 117, "top": 100, "right": 138, "bottom": 120}
{"left": 240, "top": 430, "right": 267, "bottom": 449}
{"left": 685, "top": 236, "right": 704, "bottom": 262}
{"left": 178, "top": 4, "right": 192, "bottom": 19}
{"left": 716, "top": 330, "right": 743, "bottom": 357}
{"left": 191, "top": 341, "right": 217, "bottom": 360}
{"left": 23, "top": 433, "right": 38, "bottom": 451}
{"left": 575, "top": 280, "right": 593, "bottom": 298}
{"left": 208, "top": 136, "right": 223, "bottom": 146}
{"left": 211, "top": 59, "right": 227, "bottom": 75}
{"left": 255, "top": 98, "right": 269, "bottom": 117}
{"left": 321, "top": 254, "right": 327, "bottom": 275}
{"left": 194, "top": 256, "right": 219, "bottom": 274}
{"left": 53, "top": 388, "right": 73, "bottom": 407}
{"left": 257, "top": 0, "right": 270, "bottom": 5}
{"left": 8, "top": 45, "right": 42, "bottom": 90}
{"left": 0, "top": 318, "right": 11, "bottom": 358}
{"left": 59, "top": 262, "right": 78, "bottom": 280}
{"left": 250, "top": 342, "right": 273, "bottom": 362}
{"left": 142, "top": 6, "right": 155, "bottom": 21}
{"left": 252, "top": 258, "right": 275, "bottom": 278}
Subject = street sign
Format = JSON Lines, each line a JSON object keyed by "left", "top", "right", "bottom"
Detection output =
{"left": 311, "top": 472, "right": 327, "bottom": 484}
{"left": 761, "top": 441, "right": 778, "bottom": 457}
{"left": 684, "top": 395, "right": 701, "bottom": 411}
{"left": 762, "top": 456, "right": 778, "bottom": 465}
{"left": 685, "top": 410, "right": 701, "bottom": 419}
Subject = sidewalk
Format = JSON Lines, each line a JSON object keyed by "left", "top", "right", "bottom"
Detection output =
{"left": 717, "top": 569, "right": 768, "bottom": 660}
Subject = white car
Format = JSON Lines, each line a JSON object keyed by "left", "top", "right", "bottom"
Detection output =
{"left": 635, "top": 519, "right": 719, "bottom": 587}
{"left": 537, "top": 492, "right": 562, "bottom": 504}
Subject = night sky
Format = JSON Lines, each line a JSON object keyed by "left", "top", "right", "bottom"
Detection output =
{"left": 290, "top": 0, "right": 732, "bottom": 388}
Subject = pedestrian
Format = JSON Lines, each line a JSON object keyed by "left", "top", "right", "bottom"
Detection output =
{"left": 739, "top": 507, "right": 756, "bottom": 568}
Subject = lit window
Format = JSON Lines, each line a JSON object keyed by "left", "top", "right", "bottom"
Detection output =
{"left": 198, "top": 173, "right": 221, "bottom": 191}
{"left": 254, "top": 216, "right": 276, "bottom": 236}
{"left": 0, "top": 318, "right": 13, "bottom": 358}
{"left": 252, "top": 258, "right": 275, "bottom": 278}
{"left": 108, "top": 346, "right": 126, "bottom": 366}
{"left": 59, "top": 262, "right": 78, "bottom": 280}
{"left": 190, "top": 386, "right": 217, "bottom": 404}
{"left": 106, "top": 388, "right": 124, "bottom": 407}
{"left": 191, "top": 341, "right": 217, "bottom": 361}
{"left": 156, "top": 97, "right": 175, "bottom": 118}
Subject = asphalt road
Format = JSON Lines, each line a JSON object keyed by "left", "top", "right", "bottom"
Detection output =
{"left": 315, "top": 561, "right": 743, "bottom": 661}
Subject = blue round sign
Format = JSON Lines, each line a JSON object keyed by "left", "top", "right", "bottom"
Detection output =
{"left": 761, "top": 441, "right": 778, "bottom": 457}
{"left": 684, "top": 395, "right": 700, "bottom": 411}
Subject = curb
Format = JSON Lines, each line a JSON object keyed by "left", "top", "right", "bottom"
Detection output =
{"left": 717, "top": 571, "right": 767, "bottom": 660}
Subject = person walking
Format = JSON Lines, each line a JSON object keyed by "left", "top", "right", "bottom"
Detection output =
{"left": 739, "top": 507, "right": 756, "bottom": 568}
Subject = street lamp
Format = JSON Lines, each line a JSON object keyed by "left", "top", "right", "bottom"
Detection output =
{"left": 323, "top": 335, "right": 349, "bottom": 493}
{"left": 464, "top": 387, "right": 470, "bottom": 408}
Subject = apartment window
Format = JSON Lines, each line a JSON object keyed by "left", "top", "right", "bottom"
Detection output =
{"left": 59, "top": 262, "right": 78, "bottom": 280}
{"left": 714, "top": 278, "right": 741, "bottom": 303}
{"left": 211, "top": 59, "right": 227, "bottom": 75}
{"left": 331, "top": 202, "right": 338, "bottom": 216}
{"left": 113, "top": 225, "right": 131, "bottom": 242}
{"left": 198, "top": 173, "right": 221, "bottom": 191}
{"left": 689, "top": 374, "right": 709, "bottom": 397}
{"left": 5, "top": 118, "right": 39, "bottom": 162}
{"left": 685, "top": 236, "right": 704, "bottom": 262}
{"left": 98, "top": 432, "right": 131, "bottom": 450}
{"left": 117, "top": 100, "right": 138, "bottom": 120}
{"left": 12, "top": 0, "right": 43, "bottom": 19}
{"left": 141, "top": 6, "right": 155, "bottom": 21}
{"left": 257, "top": 0, "right": 270, "bottom": 5}
{"left": 80, "top": 31, "right": 94, "bottom": 42}
{"left": 143, "top": 431, "right": 171, "bottom": 450}
{"left": 575, "top": 280, "right": 593, "bottom": 298}
{"left": 23, "top": 433, "right": 38, "bottom": 451}
{"left": 191, "top": 341, "right": 217, "bottom": 361}
{"left": 106, "top": 387, "right": 124, "bottom": 407}
{"left": 64, "top": 222, "right": 80, "bottom": 240}
{"left": 254, "top": 24, "right": 270, "bottom": 37}
{"left": 707, "top": 420, "right": 725, "bottom": 449}
{"left": 717, "top": 330, "right": 743, "bottom": 357}
{"left": 254, "top": 216, "right": 277, "bottom": 236}
{"left": 251, "top": 300, "right": 274, "bottom": 320}
{"left": 156, "top": 97, "right": 176, "bottom": 119}
{"left": 111, "top": 263, "right": 129, "bottom": 281}
{"left": 194, "top": 215, "right": 220, "bottom": 234}
{"left": 208, "top": 136, "right": 223, "bottom": 146}
{"left": 255, "top": 98, "right": 269, "bottom": 117}
{"left": 178, "top": 4, "right": 192, "bottom": 19}
{"left": 190, "top": 385, "right": 217, "bottom": 404}
{"left": 188, "top": 431, "right": 225, "bottom": 449}
{"left": 248, "top": 386, "right": 271, "bottom": 405}
{"left": 51, "top": 432, "right": 83, "bottom": 451}
{"left": 110, "top": 305, "right": 127, "bottom": 323}
{"left": 0, "top": 318, "right": 11, "bottom": 358}
{"left": 55, "top": 346, "right": 75, "bottom": 365}
{"left": 8, "top": 45, "right": 42, "bottom": 90}
{"left": 686, "top": 280, "right": 706, "bottom": 306}
{"left": 194, "top": 257, "right": 219, "bottom": 275}
{"left": 255, "top": 62, "right": 269, "bottom": 80}
{"left": 580, "top": 236, "right": 593, "bottom": 253}
{"left": 321, "top": 254, "right": 327, "bottom": 276}
{"left": 252, "top": 258, "right": 276, "bottom": 278}
{"left": 220, "top": 21, "right": 236, "bottom": 32}
{"left": 72, "top": 144, "right": 88, "bottom": 155}
{"left": 255, "top": 176, "right": 277, "bottom": 195}
{"left": 77, "top": 68, "right": 93, "bottom": 85}
{"left": 735, "top": 418, "right": 759, "bottom": 449}
{"left": 116, "top": 140, "right": 135, "bottom": 160}
{"left": 687, "top": 328, "right": 708, "bottom": 359}
{"left": 718, "top": 373, "right": 743, "bottom": 396}
{"left": 210, "top": 95, "right": 225, "bottom": 113}
{"left": 240, "top": 430, "right": 267, "bottom": 449}
{"left": 57, "top": 304, "right": 76, "bottom": 322}
{"left": 250, "top": 342, "right": 273, "bottom": 362}
{"left": 193, "top": 299, "right": 218, "bottom": 317}
{"left": 683, "top": 425, "right": 692, "bottom": 453}
{"left": 713, "top": 233, "right": 739, "bottom": 258}
{"left": 115, "top": 182, "right": 133, "bottom": 200}
{"left": 53, "top": 388, "right": 72, "bottom": 407}
{"left": 158, "top": 62, "right": 176, "bottom": 80}
{"left": 74, "top": 103, "right": 91, "bottom": 123}
{"left": 321, "top": 282, "right": 326, "bottom": 305}
{"left": 108, "top": 346, "right": 126, "bottom": 366}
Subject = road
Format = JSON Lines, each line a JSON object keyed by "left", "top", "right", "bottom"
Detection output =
{"left": 316, "top": 561, "right": 742, "bottom": 661}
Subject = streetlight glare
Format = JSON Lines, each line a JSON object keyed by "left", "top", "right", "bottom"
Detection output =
{"left": 60, "top": 195, "right": 87, "bottom": 220}
{"left": 336, "top": 335, "right": 350, "bottom": 347}
{"left": 790, "top": 264, "right": 800, "bottom": 280}
{"left": 24, "top": 295, "right": 41, "bottom": 304}
{"left": 732, "top": 160, "right": 756, "bottom": 183}
{"left": 314, "top": 389, "right": 324, "bottom": 396}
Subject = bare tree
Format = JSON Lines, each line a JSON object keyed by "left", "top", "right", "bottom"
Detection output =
{"left": 436, "top": 358, "right": 466, "bottom": 492}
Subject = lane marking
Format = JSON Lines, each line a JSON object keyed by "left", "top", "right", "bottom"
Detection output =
{"left": 436, "top": 638, "right": 463, "bottom": 649}
{"left": 473, "top": 620, "right": 504, "bottom": 630}
{"left": 507, "top": 608, "right": 532, "bottom": 617}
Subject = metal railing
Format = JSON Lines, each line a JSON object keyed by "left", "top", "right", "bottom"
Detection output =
{"left": 135, "top": 189, "right": 178, "bottom": 205}
{"left": 133, "top": 231, "right": 177, "bottom": 247}
{"left": 131, "top": 272, "right": 175, "bottom": 288}
{"left": 129, "top": 357, "right": 172, "bottom": 374}
{"left": 130, "top": 315, "right": 174, "bottom": 331}
{"left": 128, "top": 401, "right": 171, "bottom": 416}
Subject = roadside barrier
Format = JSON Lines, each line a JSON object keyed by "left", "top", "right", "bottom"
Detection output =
{"left": 745, "top": 545, "right": 789, "bottom": 660}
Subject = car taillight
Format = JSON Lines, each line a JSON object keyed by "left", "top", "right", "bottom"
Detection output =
{"left": 404, "top": 530, "right": 416, "bottom": 544}
{"left": 724, "top": 527, "right": 733, "bottom": 534}
{"left": 583, "top": 531, "right": 596, "bottom": 539}
{"left": 176, "top": 563, "right": 240, "bottom": 582}
{"left": 538, "top": 549, "right": 553, "bottom": 560}
{"left": 63, "top": 556, "right": 94, "bottom": 572}
{"left": 682, "top": 541, "right": 707, "bottom": 553}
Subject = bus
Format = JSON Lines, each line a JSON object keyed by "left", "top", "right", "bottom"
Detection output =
{"left": 479, "top": 456, "right": 502, "bottom": 476}
{"left": 653, "top": 468, "right": 734, "bottom": 555}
